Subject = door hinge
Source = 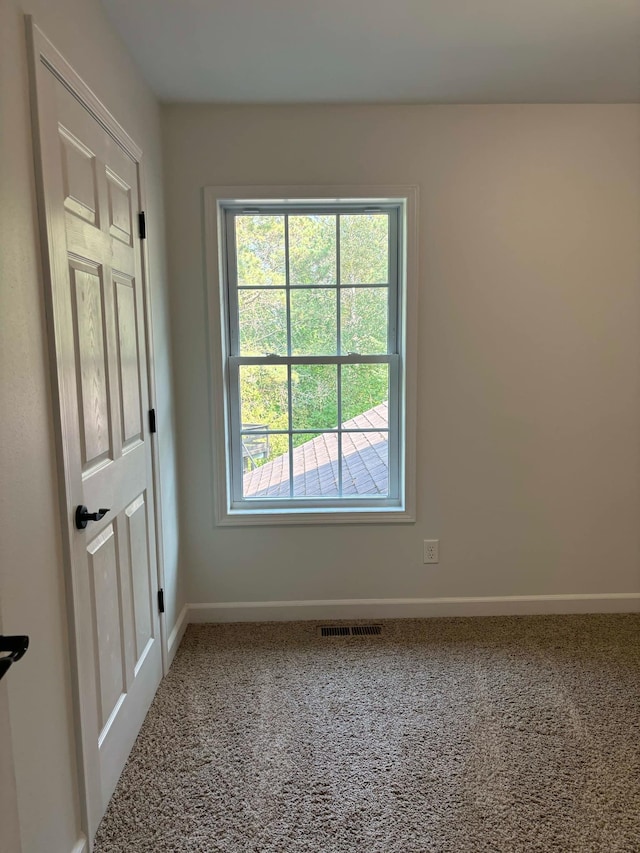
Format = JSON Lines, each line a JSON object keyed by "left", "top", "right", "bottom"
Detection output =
{"left": 157, "top": 589, "right": 165, "bottom": 613}
{"left": 148, "top": 408, "right": 157, "bottom": 433}
{"left": 138, "top": 211, "right": 146, "bottom": 239}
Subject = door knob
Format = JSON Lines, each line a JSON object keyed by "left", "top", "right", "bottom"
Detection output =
{"left": 75, "top": 505, "right": 110, "bottom": 530}
{"left": 0, "top": 635, "right": 29, "bottom": 681}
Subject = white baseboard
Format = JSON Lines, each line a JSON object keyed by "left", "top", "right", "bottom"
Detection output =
{"left": 166, "top": 604, "right": 189, "bottom": 667}
{"left": 71, "top": 836, "right": 87, "bottom": 853}
{"left": 187, "top": 593, "right": 640, "bottom": 624}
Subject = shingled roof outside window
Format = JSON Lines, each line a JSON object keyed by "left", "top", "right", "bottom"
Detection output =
{"left": 243, "top": 402, "right": 389, "bottom": 498}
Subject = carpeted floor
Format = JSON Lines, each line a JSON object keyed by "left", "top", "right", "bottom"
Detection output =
{"left": 94, "top": 615, "right": 640, "bottom": 852}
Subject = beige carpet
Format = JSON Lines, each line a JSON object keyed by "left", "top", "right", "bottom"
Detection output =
{"left": 94, "top": 615, "right": 640, "bottom": 852}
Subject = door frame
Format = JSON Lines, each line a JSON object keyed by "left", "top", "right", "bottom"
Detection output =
{"left": 0, "top": 603, "right": 23, "bottom": 853}
{"left": 25, "top": 16, "right": 168, "bottom": 844}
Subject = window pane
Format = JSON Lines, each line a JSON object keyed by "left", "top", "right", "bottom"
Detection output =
{"left": 341, "top": 431, "right": 389, "bottom": 496}
{"left": 292, "top": 433, "right": 339, "bottom": 497}
{"left": 341, "top": 364, "right": 389, "bottom": 425}
{"left": 239, "top": 365, "right": 289, "bottom": 432}
{"left": 341, "top": 287, "right": 388, "bottom": 354}
{"left": 289, "top": 215, "right": 336, "bottom": 284}
{"left": 340, "top": 214, "right": 389, "bottom": 284}
{"left": 242, "top": 435, "right": 290, "bottom": 498}
{"left": 238, "top": 289, "right": 286, "bottom": 355}
{"left": 291, "top": 365, "right": 338, "bottom": 431}
{"left": 290, "top": 288, "right": 337, "bottom": 355}
{"left": 236, "top": 215, "right": 285, "bottom": 285}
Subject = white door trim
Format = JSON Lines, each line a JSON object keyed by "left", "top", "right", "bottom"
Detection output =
{"left": 0, "top": 604, "right": 22, "bottom": 853}
{"left": 25, "top": 16, "right": 168, "bottom": 842}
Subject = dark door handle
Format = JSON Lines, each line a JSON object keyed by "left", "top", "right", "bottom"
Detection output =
{"left": 0, "top": 635, "right": 29, "bottom": 681}
{"left": 75, "top": 505, "right": 110, "bottom": 530}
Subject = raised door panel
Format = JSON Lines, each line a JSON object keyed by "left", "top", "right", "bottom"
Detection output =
{"left": 70, "top": 260, "right": 112, "bottom": 472}
{"left": 114, "top": 274, "right": 142, "bottom": 449}
{"left": 124, "top": 493, "right": 153, "bottom": 666}
{"left": 87, "top": 525, "right": 124, "bottom": 735}
{"left": 59, "top": 126, "right": 98, "bottom": 226}
{"left": 106, "top": 167, "right": 133, "bottom": 247}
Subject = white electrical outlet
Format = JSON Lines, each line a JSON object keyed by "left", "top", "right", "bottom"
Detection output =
{"left": 423, "top": 539, "right": 439, "bottom": 564}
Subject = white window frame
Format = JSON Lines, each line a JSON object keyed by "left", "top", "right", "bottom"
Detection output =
{"left": 204, "top": 185, "right": 418, "bottom": 526}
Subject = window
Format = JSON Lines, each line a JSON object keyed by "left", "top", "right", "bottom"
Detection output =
{"left": 206, "top": 187, "right": 417, "bottom": 524}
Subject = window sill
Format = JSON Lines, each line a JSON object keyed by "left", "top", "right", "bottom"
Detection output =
{"left": 216, "top": 505, "right": 415, "bottom": 526}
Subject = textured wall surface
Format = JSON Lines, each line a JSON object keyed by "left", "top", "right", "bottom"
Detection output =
{"left": 162, "top": 103, "right": 640, "bottom": 606}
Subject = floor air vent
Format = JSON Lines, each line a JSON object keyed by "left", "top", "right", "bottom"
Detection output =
{"left": 351, "top": 625, "right": 382, "bottom": 636}
{"left": 318, "top": 625, "right": 383, "bottom": 637}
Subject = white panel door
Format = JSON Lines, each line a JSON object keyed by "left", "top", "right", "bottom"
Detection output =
{"left": 30, "top": 36, "right": 163, "bottom": 841}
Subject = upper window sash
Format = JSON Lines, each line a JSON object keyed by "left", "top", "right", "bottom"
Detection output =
{"left": 223, "top": 204, "right": 401, "bottom": 360}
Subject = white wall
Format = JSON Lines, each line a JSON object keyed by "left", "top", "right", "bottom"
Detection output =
{"left": 162, "top": 104, "right": 640, "bottom": 609}
{"left": 0, "top": 2, "right": 182, "bottom": 851}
